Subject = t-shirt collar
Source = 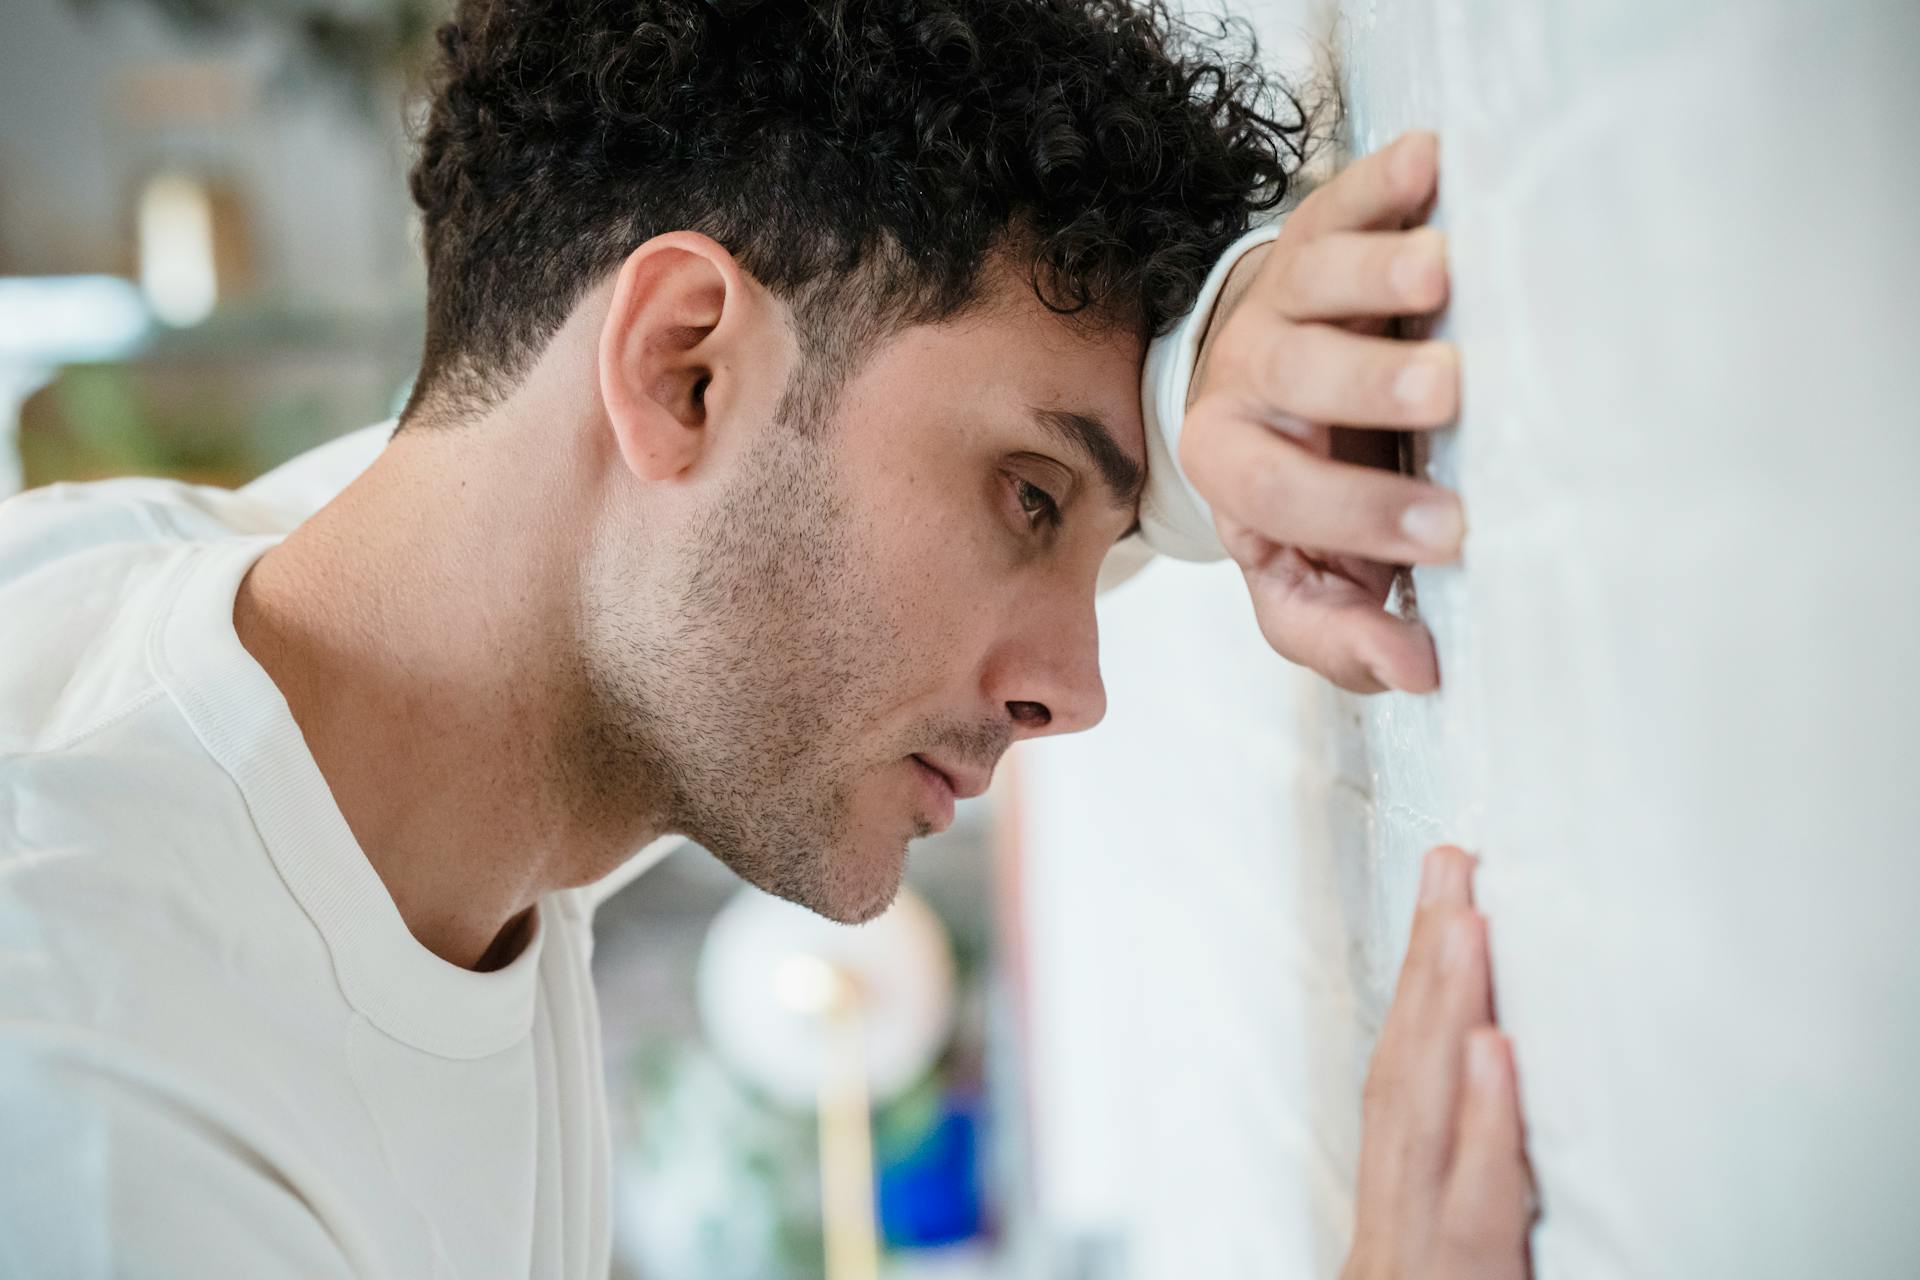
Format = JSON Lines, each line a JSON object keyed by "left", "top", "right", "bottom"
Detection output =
{"left": 155, "top": 537, "right": 544, "bottom": 1059}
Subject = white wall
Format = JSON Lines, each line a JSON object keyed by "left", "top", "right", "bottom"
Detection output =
{"left": 1016, "top": 562, "right": 1364, "bottom": 1279}
{"left": 1015, "top": 2, "right": 1920, "bottom": 1275}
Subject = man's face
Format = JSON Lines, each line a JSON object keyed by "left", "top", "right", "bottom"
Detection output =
{"left": 583, "top": 265, "right": 1148, "bottom": 923}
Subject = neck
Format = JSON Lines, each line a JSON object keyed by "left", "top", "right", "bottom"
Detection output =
{"left": 234, "top": 413, "right": 665, "bottom": 971}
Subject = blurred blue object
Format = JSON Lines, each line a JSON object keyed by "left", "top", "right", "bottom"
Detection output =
{"left": 876, "top": 1092, "right": 983, "bottom": 1250}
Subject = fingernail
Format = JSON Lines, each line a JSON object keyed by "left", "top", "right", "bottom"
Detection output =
{"left": 1419, "top": 851, "right": 1444, "bottom": 903}
{"left": 1394, "top": 360, "right": 1441, "bottom": 407}
{"left": 1400, "top": 499, "right": 1464, "bottom": 552}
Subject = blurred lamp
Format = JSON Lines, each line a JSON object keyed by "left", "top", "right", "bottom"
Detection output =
{"left": 697, "top": 885, "right": 956, "bottom": 1280}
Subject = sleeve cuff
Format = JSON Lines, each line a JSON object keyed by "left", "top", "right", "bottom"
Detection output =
{"left": 1135, "top": 220, "right": 1282, "bottom": 562}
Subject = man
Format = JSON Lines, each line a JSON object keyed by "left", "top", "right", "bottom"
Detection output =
{"left": 0, "top": 0, "right": 1521, "bottom": 1275}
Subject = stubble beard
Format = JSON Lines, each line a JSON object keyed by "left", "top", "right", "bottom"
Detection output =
{"left": 568, "top": 417, "right": 916, "bottom": 923}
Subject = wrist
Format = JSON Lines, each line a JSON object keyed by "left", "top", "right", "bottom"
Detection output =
{"left": 1188, "top": 241, "right": 1273, "bottom": 409}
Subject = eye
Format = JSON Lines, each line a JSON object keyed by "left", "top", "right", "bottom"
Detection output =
{"left": 1011, "top": 476, "right": 1062, "bottom": 531}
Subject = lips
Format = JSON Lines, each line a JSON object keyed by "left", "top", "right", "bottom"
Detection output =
{"left": 911, "top": 753, "right": 992, "bottom": 801}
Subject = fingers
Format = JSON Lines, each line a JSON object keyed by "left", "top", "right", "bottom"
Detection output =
{"left": 1246, "top": 323, "right": 1460, "bottom": 430}
{"left": 1285, "top": 130, "right": 1439, "bottom": 241}
{"left": 1183, "top": 404, "right": 1466, "bottom": 565}
{"left": 1438, "top": 1030, "right": 1534, "bottom": 1280}
{"left": 1264, "top": 605, "right": 1432, "bottom": 697}
{"left": 1345, "top": 845, "right": 1533, "bottom": 1280}
{"left": 1227, "top": 544, "right": 1439, "bottom": 694}
{"left": 1268, "top": 227, "right": 1450, "bottom": 322}
{"left": 1384, "top": 848, "right": 1485, "bottom": 1044}
{"left": 1365, "top": 847, "right": 1492, "bottom": 1185}
{"left": 1180, "top": 127, "right": 1460, "bottom": 696}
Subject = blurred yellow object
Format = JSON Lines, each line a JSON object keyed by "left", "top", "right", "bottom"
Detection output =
{"left": 775, "top": 959, "right": 881, "bottom": 1280}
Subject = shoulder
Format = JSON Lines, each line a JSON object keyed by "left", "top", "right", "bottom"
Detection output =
{"left": 0, "top": 503, "right": 191, "bottom": 756}
{"left": 0, "top": 473, "right": 234, "bottom": 757}
{"left": 0, "top": 422, "right": 389, "bottom": 755}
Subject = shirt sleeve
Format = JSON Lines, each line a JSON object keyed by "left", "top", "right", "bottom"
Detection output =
{"left": 1133, "top": 220, "right": 1283, "bottom": 564}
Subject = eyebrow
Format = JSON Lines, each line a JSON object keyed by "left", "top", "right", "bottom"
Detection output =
{"left": 1031, "top": 407, "right": 1147, "bottom": 538}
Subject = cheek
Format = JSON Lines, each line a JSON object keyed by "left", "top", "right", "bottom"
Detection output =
{"left": 865, "top": 501, "right": 1003, "bottom": 670}
{"left": 832, "top": 439, "right": 1013, "bottom": 708}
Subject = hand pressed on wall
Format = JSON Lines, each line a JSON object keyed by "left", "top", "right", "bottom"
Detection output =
{"left": 1343, "top": 846, "right": 1534, "bottom": 1280}
{"left": 1183, "top": 131, "right": 1461, "bottom": 694}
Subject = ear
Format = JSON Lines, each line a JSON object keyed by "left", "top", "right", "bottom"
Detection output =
{"left": 597, "top": 232, "right": 754, "bottom": 482}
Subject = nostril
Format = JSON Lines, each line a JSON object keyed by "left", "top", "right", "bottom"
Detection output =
{"left": 1007, "top": 700, "right": 1051, "bottom": 729}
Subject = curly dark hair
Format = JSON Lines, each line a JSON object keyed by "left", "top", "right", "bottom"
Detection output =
{"left": 403, "top": 0, "right": 1302, "bottom": 424}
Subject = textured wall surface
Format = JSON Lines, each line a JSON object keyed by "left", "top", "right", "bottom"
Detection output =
{"left": 1016, "top": 2, "right": 1920, "bottom": 1276}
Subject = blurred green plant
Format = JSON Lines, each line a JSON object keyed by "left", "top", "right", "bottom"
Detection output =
{"left": 20, "top": 359, "right": 358, "bottom": 487}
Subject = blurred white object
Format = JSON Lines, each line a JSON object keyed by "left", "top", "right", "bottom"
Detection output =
{"left": 136, "top": 172, "right": 219, "bottom": 327}
{"left": 0, "top": 274, "right": 149, "bottom": 495}
{"left": 0, "top": 275, "right": 148, "bottom": 364}
{"left": 697, "top": 885, "right": 956, "bottom": 1112}
{"left": 698, "top": 884, "right": 956, "bottom": 1280}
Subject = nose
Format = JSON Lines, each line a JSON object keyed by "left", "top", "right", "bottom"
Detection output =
{"left": 986, "top": 587, "right": 1107, "bottom": 741}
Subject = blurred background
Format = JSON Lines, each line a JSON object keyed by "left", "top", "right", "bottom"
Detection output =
{"left": 1, "top": 0, "right": 428, "bottom": 492}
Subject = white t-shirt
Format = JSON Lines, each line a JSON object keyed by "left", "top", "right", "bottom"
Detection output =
{"left": 0, "top": 224, "right": 1274, "bottom": 1278}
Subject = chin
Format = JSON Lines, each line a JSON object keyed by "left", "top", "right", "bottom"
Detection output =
{"left": 704, "top": 791, "right": 918, "bottom": 924}
{"left": 809, "top": 834, "right": 912, "bottom": 925}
